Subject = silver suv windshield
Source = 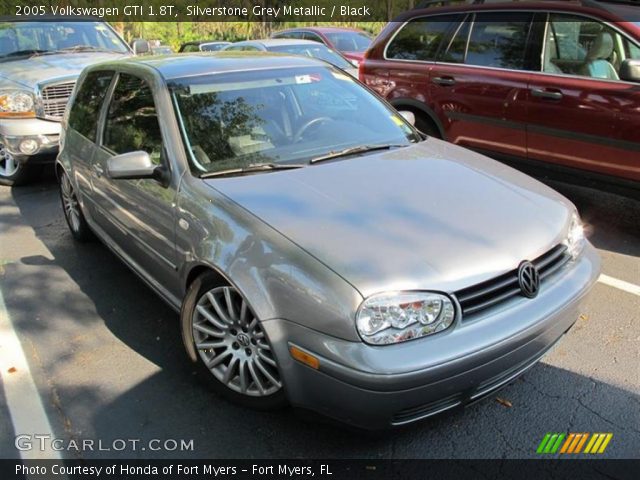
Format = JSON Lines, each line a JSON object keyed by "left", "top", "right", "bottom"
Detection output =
{"left": 0, "top": 22, "right": 128, "bottom": 61}
{"left": 170, "top": 66, "right": 420, "bottom": 176}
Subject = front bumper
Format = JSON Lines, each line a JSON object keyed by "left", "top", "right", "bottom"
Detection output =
{"left": 0, "top": 118, "right": 61, "bottom": 160}
{"left": 262, "top": 243, "right": 600, "bottom": 429}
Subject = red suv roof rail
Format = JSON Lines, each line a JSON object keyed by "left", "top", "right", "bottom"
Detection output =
{"left": 412, "top": 0, "right": 634, "bottom": 11}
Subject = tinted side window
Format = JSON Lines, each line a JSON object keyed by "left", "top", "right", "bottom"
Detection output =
{"left": 68, "top": 71, "right": 114, "bottom": 142}
{"left": 386, "top": 15, "right": 460, "bottom": 61}
{"left": 439, "top": 17, "right": 471, "bottom": 63}
{"left": 103, "top": 73, "right": 162, "bottom": 164}
{"left": 276, "top": 31, "right": 302, "bottom": 40}
{"left": 466, "top": 12, "right": 533, "bottom": 70}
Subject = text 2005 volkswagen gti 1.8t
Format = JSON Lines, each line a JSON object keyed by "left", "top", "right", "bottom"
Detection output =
{"left": 56, "top": 53, "right": 600, "bottom": 429}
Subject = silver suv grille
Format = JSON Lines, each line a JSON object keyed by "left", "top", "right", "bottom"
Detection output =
{"left": 40, "top": 82, "right": 76, "bottom": 120}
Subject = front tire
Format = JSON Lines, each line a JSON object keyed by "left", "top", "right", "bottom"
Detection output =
{"left": 0, "top": 143, "right": 40, "bottom": 186}
{"left": 59, "top": 170, "right": 93, "bottom": 242}
{"left": 182, "top": 274, "right": 287, "bottom": 410}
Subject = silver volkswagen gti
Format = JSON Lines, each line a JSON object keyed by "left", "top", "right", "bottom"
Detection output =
{"left": 56, "top": 54, "right": 600, "bottom": 429}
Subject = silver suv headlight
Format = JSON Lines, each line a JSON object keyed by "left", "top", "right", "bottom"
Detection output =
{"left": 563, "top": 211, "right": 585, "bottom": 260}
{"left": 0, "top": 90, "right": 36, "bottom": 118}
{"left": 356, "top": 292, "right": 455, "bottom": 345}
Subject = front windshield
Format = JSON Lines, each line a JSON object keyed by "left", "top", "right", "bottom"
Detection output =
{"left": 171, "top": 66, "right": 419, "bottom": 175}
{"left": 324, "top": 31, "right": 372, "bottom": 52}
{"left": 0, "top": 22, "right": 128, "bottom": 60}
{"left": 269, "top": 44, "right": 353, "bottom": 69}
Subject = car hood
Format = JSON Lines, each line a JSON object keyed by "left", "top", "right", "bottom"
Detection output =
{"left": 206, "top": 140, "right": 573, "bottom": 297}
{"left": 0, "top": 52, "right": 126, "bottom": 88}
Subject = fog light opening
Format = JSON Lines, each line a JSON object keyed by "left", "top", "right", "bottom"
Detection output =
{"left": 289, "top": 345, "right": 320, "bottom": 370}
{"left": 19, "top": 138, "right": 39, "bottom": 155}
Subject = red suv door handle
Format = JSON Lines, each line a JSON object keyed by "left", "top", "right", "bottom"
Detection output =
{"left": 432, "top": 76, "right": 456, "bottom": 86}
{"left": 531, "top": 88, "right": 563, "bottom": 101}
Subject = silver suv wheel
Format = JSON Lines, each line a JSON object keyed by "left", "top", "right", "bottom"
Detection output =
{"left": 0, "top": 142, "right": 18, "bottom": 177}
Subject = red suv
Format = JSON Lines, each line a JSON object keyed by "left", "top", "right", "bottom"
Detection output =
{"left": 360, "top": 0, "right": 640, "bottom": 197}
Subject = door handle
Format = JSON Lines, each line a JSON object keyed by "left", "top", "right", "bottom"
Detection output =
{"left": 531, "top": 88, "right": 563, "bottom": 101}
{"left": 432, "top": 76, "right": 456, "bottom": 86}
{"left": 93, "top": 164, "right": 104, "bottom": 177}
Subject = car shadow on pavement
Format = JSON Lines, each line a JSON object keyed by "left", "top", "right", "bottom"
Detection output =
{"left": 2, "top": 172, "right": 639, "bottom": 459}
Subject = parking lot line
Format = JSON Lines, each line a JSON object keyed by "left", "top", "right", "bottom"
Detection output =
{"left": 0, "top": 287, "right": 61, "bottom": 460}
{"left": 598, "top": 274, "right": 640, "bottom": 297}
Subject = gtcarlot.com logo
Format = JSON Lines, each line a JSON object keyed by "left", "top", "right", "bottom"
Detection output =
{"left": 537, "top": 433, "right": 613, "bottom": 455}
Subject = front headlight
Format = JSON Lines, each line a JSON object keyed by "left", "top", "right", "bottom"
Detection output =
{"left": 563, "top": 211, "right": 585, "bottom": 260}
{"left": 0, "top": 90, "right": 36, "bottom": 118}
{"left": 356, "top": 292, "right": 455, "bottom": 345}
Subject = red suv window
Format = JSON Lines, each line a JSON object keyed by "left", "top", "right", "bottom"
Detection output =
{"left": 465, "top": 12, "right": 534, "bottom": 70}
{"left": 385, "top": 14, "right": 462, "bottom": 61}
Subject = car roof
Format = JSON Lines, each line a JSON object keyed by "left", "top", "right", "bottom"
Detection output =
{"left": 404, "top": 0, "right": 633, "bottom": 21}
{"left": 183, "top": 41, "right": 230, "bottom": 46}
{"left": 234, "top": 39, "right": 323, "bottom": 47}
{"left": 88, "top": 52, "right": 328, "bottom": 80}
{"left": 279, "top": 26, "right": 364, "bottom": 34}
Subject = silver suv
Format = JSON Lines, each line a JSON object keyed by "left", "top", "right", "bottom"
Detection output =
{"left": 0, "top": 20, "right": 131, "bottom": 185}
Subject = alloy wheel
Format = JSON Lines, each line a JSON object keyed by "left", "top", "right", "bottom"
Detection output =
{"left": 60, "top": 173, "right": 81, "bottom": 233}
{"left": 192, "top": 286, "right": 282, "bottom": 397}
{"left": 0, "top": 142, "right": 18, "bottom": 177}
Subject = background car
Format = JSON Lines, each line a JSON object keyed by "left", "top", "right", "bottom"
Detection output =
{"left": 360, "top": 0, "right": 640, "bottom": 198}
{"left": 271, "top": 26, "right": 372, "bottom": 64}
{"left": 56, "top": 53, "right": 599, "bottom": 429}
{"left": 222, "top": 39, "right": 358, "bottom": 76}
{"left": 0, "top": 19, "right": 132, "bottom": 186}
{"left": 150, "top": 45, "right": 173, "bottom": 55}
{"left": 179, "top": 41, "right": 231, "bottom": 53}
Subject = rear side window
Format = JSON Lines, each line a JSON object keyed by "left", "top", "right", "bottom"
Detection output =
{"left": 386, "top": 15, "right": 461, "bottom": 61}
{"left": 465, "top": 12, "right": 534, "bottom": 70}
{"left": 103, "top": 73, "right": 163, "bottom": 164}
{"left": 68, "top": 71, "right": 114, "bottom": 142}
{"left": 275, "top": 31, "right": 302, "bottom": 40}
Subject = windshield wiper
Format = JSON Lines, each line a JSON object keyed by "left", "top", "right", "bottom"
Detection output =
{"left": 0, "top": 49, "right": 49, "bottom": 59}
{"left": 200, "top": 163, "right": 305, "bottom": 179}
{"left": 52, "top": 45, "right": 117, "bottom": 54}
{"left": 310, "top": 144, "right": 408, "bottom": 164}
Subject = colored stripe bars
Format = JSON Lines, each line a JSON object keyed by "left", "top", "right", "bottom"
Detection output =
{"left": 537, "top": 433, "right": 613, "bottom": 454}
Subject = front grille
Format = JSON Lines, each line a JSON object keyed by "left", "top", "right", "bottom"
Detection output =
{"left": 391, "top": 395, "right": 461, "bottom": 426}
{"left": 390, "top": 341, "right": 557, "bottom": 426}
{"left": 455, "top": 244, "right": 571, "bottom": 317}
{"left": 40, "top": 82, "right": 76, "bottom": 120}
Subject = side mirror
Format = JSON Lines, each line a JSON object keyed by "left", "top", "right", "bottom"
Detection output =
{"left": 107, "top": 151, "right": 157, "bottom": 180}
{"left": 398, "top": 110, "right": 416, "bottom": 126}
{"left": 132, "top": 39, "right": 150, "bottom": 55}
{"left": 620, "top": 59, "right": 640, "bottom": 83}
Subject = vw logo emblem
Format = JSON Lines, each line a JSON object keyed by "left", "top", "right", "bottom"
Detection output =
{"left": 236, "top": 332, "right": 251, "bottom": 347}
{"left": 518, "top": 261, "right": 540, "bottom": 298}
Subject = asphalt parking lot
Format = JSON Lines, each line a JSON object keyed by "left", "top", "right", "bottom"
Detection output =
{"left": 0, "top": 168, "right": 638, "bottom": 460}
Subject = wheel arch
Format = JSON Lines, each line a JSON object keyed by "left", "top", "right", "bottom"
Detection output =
{"left": 388, "top": 98, "right": 446, "bottom": 140}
